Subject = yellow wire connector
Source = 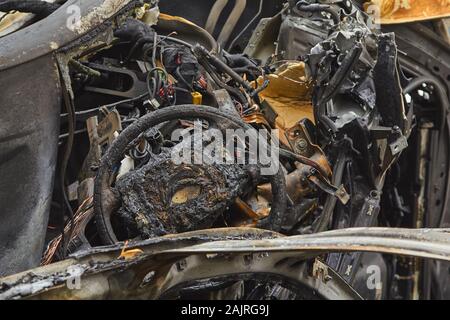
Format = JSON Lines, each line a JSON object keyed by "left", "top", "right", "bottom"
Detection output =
{"left": 191, "top": 92, "right": 203, "bottom": 105}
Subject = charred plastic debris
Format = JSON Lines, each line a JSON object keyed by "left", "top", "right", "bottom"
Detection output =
{"left": 0, "top": 0, "right": 449, "bottom": 300}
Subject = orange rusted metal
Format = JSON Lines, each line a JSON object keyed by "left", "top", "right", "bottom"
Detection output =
{"left": 365, "top": 0, "right": 450, "bottom": 24}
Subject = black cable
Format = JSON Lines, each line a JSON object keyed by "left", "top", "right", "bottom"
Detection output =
{"left": 145, "top": 67, "right": 168, "bottom": 106}
{"left": 59, "top": 128, "right": 87, "bottom": 140}
{"left": 60, "top": 93, "right": 149, "bottom": 122}
{"left": 163, "top": 36, "right": 194, "bottom": 49}
{"left": 0, "top": 0, "right": 61, "bottom": 17}
{"left": 198, "top": 56, "right": 248, "bottom": 106}
{"left": 296, "top": 0, "right": 340, "bottom": 25}
{"left": 59, "top": 79, "right": 75, "bottom": 258}
{"left": 175, "top": 66, "right": 193, "bottom": 90}
{"left": 193, "top": 44, "right": 254, "bottom": 93}
{"left": 129, "top": 35, "right": 192, "bottom": 64}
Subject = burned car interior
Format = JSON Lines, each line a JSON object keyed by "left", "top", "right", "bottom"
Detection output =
{"left": 0, "top": 0, "right": 449, "bottom": 300}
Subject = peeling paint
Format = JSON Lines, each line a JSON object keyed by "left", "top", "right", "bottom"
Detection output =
{"left": 73, "top": 0, "right": 131, "bottom": 34}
